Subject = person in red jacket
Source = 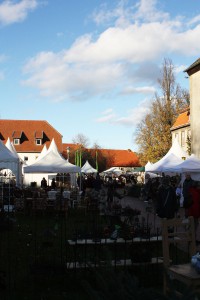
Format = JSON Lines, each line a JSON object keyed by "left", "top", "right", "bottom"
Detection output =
{"left": 188, "top": 181, "right": 200, "bottom": 241}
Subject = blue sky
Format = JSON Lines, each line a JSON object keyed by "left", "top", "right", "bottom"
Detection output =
{"left": 0, "top": 0, "right": 200, "bottom": 151}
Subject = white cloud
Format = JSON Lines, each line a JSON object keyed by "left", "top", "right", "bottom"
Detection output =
{"left": 0, "top": 54, "right": 7, "bottom": 63}
{"left": 22, "top": 0, "right": 200, "bottom": 101}
{"left": 175, "top": 64, "right": 188, "bottom": 74}
{"left": 95, "top": 100, "right": 151, "bottom": 127}
{"left": 188, "top": 15, "right": 200, "bottom": 27}
{"left": 0, "top": 0, "right": 39, "bottom": 25}
{"left": 121, "top": 86, "right": 156, "bottom": 95}
{"left": 95, "top": 109, "right": 117, "bottom": 123}
{"left": 0, "top": 71, "right": 5, "bottom": 80}
{"left": 114, "top": 104, "right": 150, "bottom": 126}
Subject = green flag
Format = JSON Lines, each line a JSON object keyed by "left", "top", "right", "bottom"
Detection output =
{"left": 79, "top": 150, "right": 82, "bottom": 167}
{"left": 77, "top": 150, "right": 79, "bottom": 167}
{"left": 96, "top": 151, "right": 98, "bottom": 171}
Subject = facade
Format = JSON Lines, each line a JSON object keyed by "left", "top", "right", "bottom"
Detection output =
{"left": 170, "top": 107, "right": 190, "bottom": 154}
{"left": 185, "top": 58, "right": 200, "bottom": 158}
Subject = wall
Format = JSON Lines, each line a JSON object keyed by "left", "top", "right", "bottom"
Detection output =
{"left": 190, "top": 71, "right": 200, "bottom": 158}
{"left": 171, "top": 126, "right": 191, "bottom": 154}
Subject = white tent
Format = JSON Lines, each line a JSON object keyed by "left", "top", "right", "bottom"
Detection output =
{"left": 81, "top": 160, "right": 97, "bottom": 174}
{"left": 164, "top": 154, "right": 200, "bottom": 173}
{"left": 0, "top": 139, "right": 22, "bottom": 186}
{"left": 35, "top": 144, "right": 48, "bottom": 161}
{"left": 145, "top": 138, "right": 187, "bottom": 173}
{"left": 103, "top": 167, "right": 122, "bottom": 176}
{"left": 23, "top": 139, "right": 81, "bottom": 174}
{"left": 165, "top": 137, "right": 188, "bottom": 159}
{"left": 5, "top": 138, "right": 20, "bottom": 159}
{"left": 145, "top": 161, "right": 153, "bottom": 169}
{"left": 145, "top": 153, "right": 184, "bottom": 173}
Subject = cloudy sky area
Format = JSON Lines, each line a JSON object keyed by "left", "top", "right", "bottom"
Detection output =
{"left": 0, "top": 0, "right": 200, "bottom": 150}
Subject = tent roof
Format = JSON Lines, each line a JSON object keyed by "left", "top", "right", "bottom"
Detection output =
{"left": 81, "top": 160, "right": 97, "bottom": 174}
{"left": 146, "top": 153, "right": 183, "bottom": 173}
{"left": 23, "top": 139, "right": 81, "bottom": 173}
{"left": 0, "top": 139, "right": 19, "bottom": 162}
{"left": 0, "top": 139, "right": 21, "bottom": 186}
{"left": 165, "top": 137, "right": 188, "bottom": 159}
{"left": 5, "top": 138, "right": 19, "bottom": 159}
{"left": 164, "top": 154, "right": 200, "bottom": 173}
{"left": 145, "top": 138, "right": 187, "bottom": 173}
{"left": 103, "top": 167, "right": 122, "bottom": 175}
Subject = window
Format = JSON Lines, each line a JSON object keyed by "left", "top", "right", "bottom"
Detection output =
{"left": 13, "top": 138, "right": 20, "bottom": 145}
{"left": 181, "top": 131, "right": 185, "bottom": 147}
{"left": 175, "top": 132, "right": 179, "bottom": 140}
{"left": 24, "top": 156, "right": 28, "bottom": 161}
{"left": 35, "top": 139, "right": 42, "bottom": 145}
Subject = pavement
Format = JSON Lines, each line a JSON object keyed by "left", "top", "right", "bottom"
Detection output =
{"left": 117, "top": 192, "right": 200, "bottom": 244}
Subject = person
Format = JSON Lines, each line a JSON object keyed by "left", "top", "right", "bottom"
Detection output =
{"left": 51, "top": 178, "right": 56, "bottom": 189}
{"left": 106, "top": 177, "right": 115, "bottom": 209}
{"left": 182, "top": 173, "right": 194, "bottom": 217}
{"left": 156, "top": 177, "right": 178, "bottom": 219}
{"left": 188, "top": 181, "right": 200, "bottom": 241}
{"left": 142, "top": 173, "right": 153, "bottom": 202}
{"left": 93, "top": 173, "right": 102, "bottom": 191}
{"left": 41, "top": 177, "right": 47, "bottom": 189}
{"left": 176, "top": 182, "right": 184, "bottom": 208}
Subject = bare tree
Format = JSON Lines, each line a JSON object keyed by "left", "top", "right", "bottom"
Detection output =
{"left": 72, "top": 133, "right": 90, "bottom": 148}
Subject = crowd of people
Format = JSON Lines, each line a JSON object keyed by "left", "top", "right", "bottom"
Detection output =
{"left": 142, "top": 172, "right": 200, "bottom": 242}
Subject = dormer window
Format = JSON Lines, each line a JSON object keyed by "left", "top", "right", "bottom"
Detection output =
{"left": 12, "top": 131, "right": 22, "bottom": 145}
{"left": 35, "top": 139, "right": 42, "bottom": 145}
{"left": 35, "top": 131, "right": 43, "bottom": 145}
{"left": 13, "top": 138, "right": 20, "bottom": 145}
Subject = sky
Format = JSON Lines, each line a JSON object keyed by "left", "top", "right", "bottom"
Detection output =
{"left": 0, "top": 0, "right": 200, "bottom": 151}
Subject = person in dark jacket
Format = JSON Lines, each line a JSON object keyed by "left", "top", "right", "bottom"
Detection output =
{"left": 156, "top": 177, "right": 178, "bottom": 219}
{"left": 188, "top": 181, "right": 200, "bottom": 239}
{"left": 182, "top": 173, "right": 194, "bottom": 217}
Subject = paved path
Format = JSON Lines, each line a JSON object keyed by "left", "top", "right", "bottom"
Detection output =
{"left": 117, "top": 193, "right": 200, "bottom": 243}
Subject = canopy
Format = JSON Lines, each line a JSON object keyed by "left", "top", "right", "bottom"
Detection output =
{"left": 81, "top": 160, "right": 97, "bottom": 174}
{"left": 0, "top": 139, "right": 22, "bottom": 185}
{"left": 5, "top": 138, "right": 19, "bottom": 159}
{"left": 103, "top": 167, "right": 123, "bottom": 176}
{"left": 23, "top": 139, "right": 81, "bottom": 174}
{"left": 145, "top": 138, "right": 187, "bottom": 173}
{"left": 165, "top": 137, "right": 188, "bottom": 159}
{"left": 146, "top": 153, "right": 183, "bottom": 173}
{"left": 132, "top": 166, "right": 145, "bottom": 172}
{"left": 164, "top": 154, "right": 200, "bottom": 173}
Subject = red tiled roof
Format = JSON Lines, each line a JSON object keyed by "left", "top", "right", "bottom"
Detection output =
{"left": 99, "top": 149, "right": 140, "bottom": 167}
{"left": 12, "top": 131, "right": 22, "bottom": 138}
{"left": 62, "top": 143, "right": 141, "bottom": 167}
{"left": 171, "top": 109, "right": 190, "bottom": 131}
{"left": 35, "top": 131, "right": 44, "bottom": 139}
{"left": 0, "top": 120, "right": 63, "bottom": 152}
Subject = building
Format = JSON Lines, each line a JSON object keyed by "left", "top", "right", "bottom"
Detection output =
{"left": 185, "top": 58, "right": 200, "bottom": 158}
{"left": 170, "top": 107, "right": 190, "bottom": 154}
{"left": 0, "top": 119, "right": 140, "bottom": 185}
{"left": 0, "top": 120, "right": 63, "bottom": 165}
